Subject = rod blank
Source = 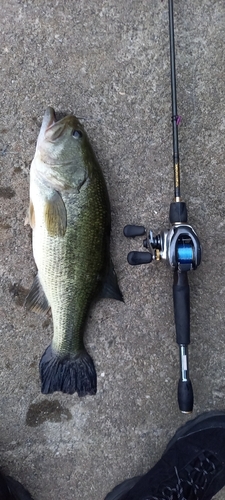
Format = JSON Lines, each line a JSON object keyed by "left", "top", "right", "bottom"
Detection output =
{"left": 168, "top": 0, "right": 181, "bottom": 201}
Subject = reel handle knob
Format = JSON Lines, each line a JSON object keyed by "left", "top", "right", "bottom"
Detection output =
{"left": 127, "top": 251, "right": 152, "bottom": 266}
{"left": 124, "top": 225, "right": 146, "bottom": 238}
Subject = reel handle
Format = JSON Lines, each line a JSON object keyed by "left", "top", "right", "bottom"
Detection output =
{"left": 127, "top": 251, "right": 152, "bottom": 266}
{"left": 173, "top": 270, "right": 193, "bottom": 413}
{"left": 124, "top": 225, "right": 146, "bottom": 238}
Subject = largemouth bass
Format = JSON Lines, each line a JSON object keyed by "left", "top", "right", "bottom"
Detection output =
{"left": 26, "top": 107, "right": 123, "bottom": 396}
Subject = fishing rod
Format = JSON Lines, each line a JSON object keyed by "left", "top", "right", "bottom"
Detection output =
{"left": 124, "top": 0, "right": 201, "bottom": 413}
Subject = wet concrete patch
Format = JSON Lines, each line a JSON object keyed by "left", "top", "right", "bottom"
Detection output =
{"left": 0, "top": 187, "right": 15, "bottom": 199}
{"left": 26, "top": 400, "right": 72, "bottom": 427}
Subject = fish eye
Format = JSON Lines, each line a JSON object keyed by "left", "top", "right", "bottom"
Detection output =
{"left": 72, "top": 130, "right": 83, "bottom": 139}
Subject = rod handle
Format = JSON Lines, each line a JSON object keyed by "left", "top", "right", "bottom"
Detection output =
{"left": 178, "top": 379, "right": 193, "bottom": 413}
{"left": 173, "top": 271, "right": 193, "bottom": 412}
{"left": 173, "top": 270, "right": 190, "bottom": 344}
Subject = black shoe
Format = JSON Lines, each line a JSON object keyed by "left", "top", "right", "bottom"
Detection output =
{"left": 0, "top": 470, "right": 34, "bottom": 499}
{"left": 105, "top": 411, "right": 225, "bottom": 500}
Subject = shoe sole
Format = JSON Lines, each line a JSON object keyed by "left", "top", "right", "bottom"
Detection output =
{"left": 164, "top": 410, "right": 225, "bottom": 453}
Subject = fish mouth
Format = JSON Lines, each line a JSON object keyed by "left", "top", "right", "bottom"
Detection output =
{"left": 45, "top": 109, "right": 82, "bottom": 141}
{"left": 40, "top": 107, "right": 67, "bottom": 142}
{"left": 45, "top": 121, "right": 67, "bottom": 142}
{"left": 37, "top": 107, "right": 57, "bottom": 147}
{"left": 42, "top": 107, "right": 57, "bottom": 131}
{"left": 37, "top": 107, "right": 83, "bottom": 146}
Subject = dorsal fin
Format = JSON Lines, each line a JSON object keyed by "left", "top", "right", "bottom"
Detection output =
{"left": 99, "top": 260, "right": 124, "bottom": 302}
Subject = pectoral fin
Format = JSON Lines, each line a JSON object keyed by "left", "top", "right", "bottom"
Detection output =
{"left": 25, "top": 274, "right": 50, "bottom": 314}
{"left": 99, "top": 260, "right": 124, "bottom": 302}
{"left": 24, "top": 201, "right": 35, "bottom": 229}
{"left": 44, "top": 191, "right": 67, "bottom": 237}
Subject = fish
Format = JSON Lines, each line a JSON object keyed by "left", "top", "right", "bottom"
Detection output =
{"left": 0, "top": 470, "right": 33, "bottom": 500}
{"left": 25, "top": 107, "right": 123, "bottom": 396}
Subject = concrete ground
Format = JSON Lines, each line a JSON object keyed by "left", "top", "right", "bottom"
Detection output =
{"left": 0, "top": 0, "right": 225, "bottom": 498}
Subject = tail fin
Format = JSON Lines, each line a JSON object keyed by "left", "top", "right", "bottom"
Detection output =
{"left": 104, "top": 476, "right": 142, "bottom": 500}
{"left": 39, "top": 345, "right": 97, "bottom": 396}
{"left": 1, "top": 474, "right": 34, "bottom": 500}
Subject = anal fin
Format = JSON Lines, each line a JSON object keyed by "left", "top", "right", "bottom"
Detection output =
{"left": 25, "top": 274, "right": 50, "bottom": 314}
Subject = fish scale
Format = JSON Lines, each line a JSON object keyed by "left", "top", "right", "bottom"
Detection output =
{"left": 25, "top": 107, "right": 123, "bottom": 396}
{"left": 32, "top": 183, "right": 108, "bottom": 354}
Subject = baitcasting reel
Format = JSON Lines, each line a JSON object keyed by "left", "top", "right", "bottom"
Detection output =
{"left": 124, "top": 201, "right": 201, "bottom": 414}
{"left": 124, "top": 0, "right": 202, "bottom": 413}
{"left": 124, "top": 204, "right": 201, "bottom": 272}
